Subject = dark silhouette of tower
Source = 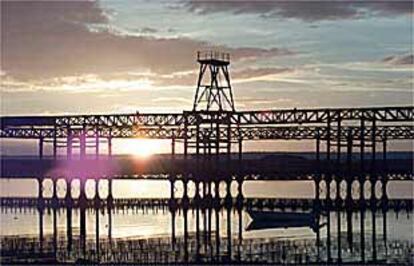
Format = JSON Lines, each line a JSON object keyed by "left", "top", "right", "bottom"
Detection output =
{"left": 183, "top": 51, "right": 236, "bottom": 157}
{"left": 193, "top": 51, "right": 235, "bottom": 112}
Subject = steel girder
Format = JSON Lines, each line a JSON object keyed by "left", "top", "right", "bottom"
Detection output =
{"left": 236, "top": 106, "right": 414, "bottom": 125}
{"left": 1, "top": 107, "right": 413, "bottom": 143}
{"left": 1, "top": 106, "right": 413, "bottom": 129}
{"left": 1, "top": 125, "right": 413, "bottom": 141}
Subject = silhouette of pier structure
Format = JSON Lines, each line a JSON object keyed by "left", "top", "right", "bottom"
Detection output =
{"left": 1, "top": 51, "right": 412, "bottom": 158}
{"left": 0, "top": 51, "right": 413, "bottom": 211}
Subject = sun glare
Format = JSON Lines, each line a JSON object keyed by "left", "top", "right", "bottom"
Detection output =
{"left": 121, "top": 138, "right": 161, "bottom": 158}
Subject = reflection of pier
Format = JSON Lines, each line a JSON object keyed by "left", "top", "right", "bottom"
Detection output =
{"left": 1, "top": 196, "right": 412, "bottom": 264}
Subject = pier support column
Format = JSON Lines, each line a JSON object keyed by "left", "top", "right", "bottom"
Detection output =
{"left": 224, "top": 179, "right": 232, "bottom": 209}
{"left": 382, "top": 138, "right": 388, "bottom": 201}
{"left": 79, "top": 178, "right": 87, "bottom": 256}
{"left": 336, "top": 116, "right": 341, "bottom": 164}
{"left": 94, "top": 178, "right": 100, "bottom": 207}
{"left": 359, "top": 116, "right": 366, "bottom": 263}
{"left": 108, "top": 136, "right": 112, "bottom": 158}
{"left": 226, "top": 202, "right": 232, "bottom": 262}
{"left": 65, "top": 178, "right": 73, "bottom": 203}
{"left": 52, "top": 177, "right": 58, "bottom": 207}
{"left": 236, "top": 178, "right": 244, "bottom": 209}
{"left": 226, "top": 116, "right": 231, "bottom": 159}
{"left": 325, "top": 113, "right": 333, "bottom": 266}
{"left": 171, "top": 137, "right": 175, "bottom": 158}
{"left": 169, "top": 177, "right": 176, "bottom": 246}
{"left": 236, "top": 177, "right": 244, "bottom": 248}
{"left": 327, "top": 209, "right": 332, "bottom": 263}
{"left": 184, "top": 114, "right": 188, "bottom": 158}
{"left": 337, "top": 209, "right": 342, "bottom": 263}
{"left": 79, "top": 178, "right": 87, "bottom": 204}
{"left": 95, "top": 205, "right": 100, "bottom": 262}
{"left": 382, "top": 208, "right": 388, "bottom": 257}
{"left": 107, "top": 177, "right": 113, "bottom": 241}
{"left": 184, "top": 138, "right": 188, "bottom": 158}
{"left": 371, "top": 119, "right": 376, "bottom": 169}
{"left": 238, "top": 138, "right": 242, "bottom": 161}
{"left": 315, "top": 133, "right": 321, "bottom": 203}
{"left": 315, "top": 149, "right": 323, "bottom": 263}
{"left": 196, "top": 121, "right": 200, "bottom": 156}
{"left": 346, "top": 130, "right": 353, "bottom": 204}
{"left": 208, "top": 181, "right": 213, "bottom": 245}
{"left": 370, "top": 119, "right": 377, "bottom": 213}
{"left": 37, "top": 177, "right": 44, "bottom": 252}
{"left": 360, "top": 207, "right": 366, "bottom": 262}
{"left": 80, "top": 209, "right": 86, "bottom": 256}
{"left": 326, "top": 113, "right": 332, "bottom": 206}
{"left": 66, "top": 177, "right": 73, "bottom": 253}
{"left": 336, "top": 117, "right": 342, "bottom": 204}
{"left": 52, "top": 206, "right": 58, "bottom": 258}
{"left": 194, "top": 180, "right": 201, "bottom": 259}
{"left": 107, "top": 177, "right": 113, "bottom": 202}
{"left": 38, "top": 205, "right": 44, "bottom": 253}
{"left": 66, "top": 207, "right": 73, "bottom": 253}
{"left": 372, "top": 207, "right": 377, "bottom": 262}
{"left": 80, "top": 129, "right": 86, "bottom": 160}
{"left": 183, "top": 178, "right": 189, "bottom": 262}
{"left": 53, "top": 124, "right": 58, "bottom": 159}
{"left": 37, "top": 177, "right": 44, "bottom": 199}
{"left": 326, "top": 112, "right": 331, "bottom": 162}
{"left": 346, "top": 209, "right": 353, "bottom": 252}
{"left": 360, "top": 117, "right": 365, "bottom": 170}
{"left": 67, "top": 128, "right": 73, "bottom": 159}
{"left": 95, "top": 127, "right": 100, "bottom": 160}
{"left": 214, "top": 180, "right": 221, "bottom": 261}
{"left": 39, "top": 137, "right": 44, "bottom": 159}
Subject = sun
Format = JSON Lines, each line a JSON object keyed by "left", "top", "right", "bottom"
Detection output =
{"left": 121, "top": 138, "right": 161, "bottom": 158}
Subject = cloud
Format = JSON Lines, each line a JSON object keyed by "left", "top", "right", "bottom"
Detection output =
{"left": 138, "top": 27, "right": 158, "bottom": 34}
{"left": 147, "top": 67, "right": 294, "bottom": 87}
{"left": 382, "top": 54, "right": 413, "bottom": 65}
{"left": 232, "top": 67, "right": 293, "bottom": 80}
{"left": 1, "top": 1, "right": 294, "bottom": 81}
{"left": 182, "top": 0, "right": 413, "bottom": 21}
{"left": 152, "top": 97, "right": 193, "bottom": 104}
{"left": 2, "top": 67, "right": 294, "bottom": 93}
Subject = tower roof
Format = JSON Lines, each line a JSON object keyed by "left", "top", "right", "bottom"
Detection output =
{"left": 197, "top": 51, "right": 230, "bottom": 66}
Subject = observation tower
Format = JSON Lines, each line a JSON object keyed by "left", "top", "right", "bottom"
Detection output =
{"left": 186, "top": 51, "right": 237, "bottom": 156}
{"left": 193, "top": 51, "right": 235, "bottom": 112}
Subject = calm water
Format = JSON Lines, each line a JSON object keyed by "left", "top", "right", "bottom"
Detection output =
{"left": 1, "top": 177, "right": 413, "bottom": 264}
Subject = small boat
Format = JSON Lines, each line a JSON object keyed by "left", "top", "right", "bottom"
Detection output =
{"left": 246, "top": 210, "right": 322, "bottom": 232}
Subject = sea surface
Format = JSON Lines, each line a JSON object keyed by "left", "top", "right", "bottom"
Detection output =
{"left": 1, "top": 153, "right": 413, "bottom": 264}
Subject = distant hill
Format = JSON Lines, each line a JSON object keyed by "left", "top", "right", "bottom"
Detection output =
{"left": 261, "top": 154, "right": 308, "bottom": 162}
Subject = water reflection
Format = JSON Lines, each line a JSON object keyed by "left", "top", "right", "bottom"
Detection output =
{"left": 1, "top": 195, "right": 412, "bottom": 264}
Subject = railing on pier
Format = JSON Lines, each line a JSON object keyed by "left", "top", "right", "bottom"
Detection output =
{"left": 197, "top": 51, "right": 230, "bottom": 63}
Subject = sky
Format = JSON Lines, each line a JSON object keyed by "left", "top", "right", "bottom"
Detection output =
{"left": 1, "top": 0, "right": 413, "bottom": 116}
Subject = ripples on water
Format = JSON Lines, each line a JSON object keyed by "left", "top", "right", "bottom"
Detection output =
{"left": 1, "top": 176, "right": 413, "bottom": 264}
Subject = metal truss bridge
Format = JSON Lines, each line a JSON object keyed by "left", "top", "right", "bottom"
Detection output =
{"left": 0, "top": 51, "right": 413, "bottom": 158}
{"left": 1, "top": 107, "right": 413, "bottom": 158}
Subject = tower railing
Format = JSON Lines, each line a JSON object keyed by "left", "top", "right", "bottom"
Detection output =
{"left": 197, "top": 51, "right": 230, "bottom": 63}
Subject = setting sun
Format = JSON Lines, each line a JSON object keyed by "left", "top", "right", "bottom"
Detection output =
{"left": 119, "top": 138, "right": 162, "bottom": 158}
